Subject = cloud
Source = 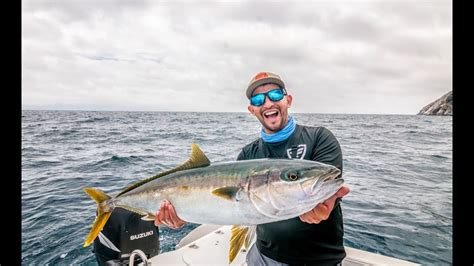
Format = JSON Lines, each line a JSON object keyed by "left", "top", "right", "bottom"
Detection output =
{"left": 22, "top": 0, "right": 452, "bottom": 114}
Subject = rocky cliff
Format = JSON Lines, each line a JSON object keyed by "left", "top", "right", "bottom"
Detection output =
{"left": 418, "top": 91, "right": 452, "bottom": 116}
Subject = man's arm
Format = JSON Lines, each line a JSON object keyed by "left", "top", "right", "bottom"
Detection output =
{"left": 300, "top": 127, "right": 349, "bottom": 224}
{"left": 311, "top": 127, "right": 343, "bottom": 172}
{"left": 236, "top": 148, "right": 246, "bottom": 161}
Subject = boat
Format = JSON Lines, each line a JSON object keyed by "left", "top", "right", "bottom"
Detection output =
{"left": 125, "top": 224, "right": 420, "bottom": 265}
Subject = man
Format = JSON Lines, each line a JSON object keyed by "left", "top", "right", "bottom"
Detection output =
{"left": 236, "top": 71, "right": 350, "bottom": 265}
{"left": 155, "top": 71, "right": 350, "bottom": 265}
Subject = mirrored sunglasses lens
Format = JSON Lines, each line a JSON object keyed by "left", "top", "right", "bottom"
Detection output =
{"left": 251, "top": 94, "right": 265, "bottom": 106}
{"left": 268, "top": 89, "right": 284, "bottom": 101}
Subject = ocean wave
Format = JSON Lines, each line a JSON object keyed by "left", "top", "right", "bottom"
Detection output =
{"left": 79, "top": 155, "right": 147, "bottom": 171}
{"left": 78, "top": 117, "right": 111, "bottom": 123}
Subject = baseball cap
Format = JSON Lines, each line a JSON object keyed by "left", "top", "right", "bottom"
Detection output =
{"left": 246, "top": 71, "right": 286, "bottom": 99}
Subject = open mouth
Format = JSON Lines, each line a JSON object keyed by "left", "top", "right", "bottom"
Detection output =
{"left": 263, "top": 110, "right": 280, "bottom": 120}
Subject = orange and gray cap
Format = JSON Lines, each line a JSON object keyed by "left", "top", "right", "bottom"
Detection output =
{"left": 246, "top": 71, "right": 286, "bottom": 99}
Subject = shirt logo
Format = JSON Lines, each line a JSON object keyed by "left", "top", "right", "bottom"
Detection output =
{"left": 286, "top": 144, "right": 307, "bottom": 159}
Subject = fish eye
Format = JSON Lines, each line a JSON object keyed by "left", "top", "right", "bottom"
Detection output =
{"left": 288, "top": 172, "right": 299, "bottom": 181}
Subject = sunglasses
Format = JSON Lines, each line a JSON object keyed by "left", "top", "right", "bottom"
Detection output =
{"left": 250, "top": 88, "right": 286, "bottom": 107}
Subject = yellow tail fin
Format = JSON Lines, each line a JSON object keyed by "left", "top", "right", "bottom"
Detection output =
{"left": 83, "top": 187, "right": 113, "bottom": 247}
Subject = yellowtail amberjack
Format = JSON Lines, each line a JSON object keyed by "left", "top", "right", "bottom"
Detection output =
{"left": 83, "top": 144, "right": 343, "bottom": 263}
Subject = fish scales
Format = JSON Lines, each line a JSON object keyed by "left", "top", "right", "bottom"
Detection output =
{"left": 116, "top": 162, "right": 256, "bottom": 225}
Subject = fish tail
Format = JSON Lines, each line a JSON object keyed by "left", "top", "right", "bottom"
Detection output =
{"left": 83, "top": 187, "right": 114, "bottom": 247}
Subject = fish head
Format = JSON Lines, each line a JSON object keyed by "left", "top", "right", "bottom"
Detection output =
{"left": 249, "top": 159, "right": 343, "bottom": 216}
{"left": 274, "top": 160, "right": 342, "bottom": 204}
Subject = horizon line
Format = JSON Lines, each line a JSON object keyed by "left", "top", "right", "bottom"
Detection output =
{"left": 21, "top": 108, "right": 423, "bottom": 116}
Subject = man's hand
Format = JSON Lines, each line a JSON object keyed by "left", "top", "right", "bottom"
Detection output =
{"left": 154, "top": 200, "right": 187, "bottom": 229}
{"left": 299, "top": 186, "right": 350, "bottom": 224}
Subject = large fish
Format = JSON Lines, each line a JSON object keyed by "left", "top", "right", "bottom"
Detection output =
{"left": 83, "top": 144, "right": 344, "bottom": 263}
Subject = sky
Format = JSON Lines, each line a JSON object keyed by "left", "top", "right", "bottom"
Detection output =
{"left": 22, "top": 0, "right": 452, "bottom": 114}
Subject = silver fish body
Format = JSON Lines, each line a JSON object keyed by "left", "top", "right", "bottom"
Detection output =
{"left": 114, "top": 158, "right": 342, "bottom": 225}
{"left": 83, "top": 144, "right": 344, "bottom": 262}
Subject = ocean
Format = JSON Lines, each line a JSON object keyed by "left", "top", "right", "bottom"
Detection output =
{"left": 21, "top": 110, "right": 452, "bottom": 265}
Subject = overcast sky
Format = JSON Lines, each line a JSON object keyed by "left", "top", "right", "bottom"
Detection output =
{"left": 22, "top": 0, "right": 452, "bottom": 114}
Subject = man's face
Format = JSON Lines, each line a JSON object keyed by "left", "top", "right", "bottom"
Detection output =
{"left": 248, "top": 83, "right": 293, "bottom": 134}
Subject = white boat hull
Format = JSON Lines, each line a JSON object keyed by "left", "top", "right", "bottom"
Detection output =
{"left": 143, "top": 224, "right": 419, "bottom": 265}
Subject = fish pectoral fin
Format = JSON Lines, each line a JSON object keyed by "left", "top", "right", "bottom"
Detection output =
{"left": 141, "top": 213, "right": 156, "bottom": 221}
{"left": 229, "top": 225, "right": 254, "bottom": 264}
{"left": 211, "top": 186, "right": 240, "bottom": 201}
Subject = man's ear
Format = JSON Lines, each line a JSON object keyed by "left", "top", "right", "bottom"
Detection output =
{"left": 286, "top": 94, "right": 293, "bottom": 108}
{"left": 248, "top": 105, "right": 255, "bottom": 116}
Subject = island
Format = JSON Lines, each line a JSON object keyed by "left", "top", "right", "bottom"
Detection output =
{"left": 418, "top": 91, "right": 452, "bottom": 116}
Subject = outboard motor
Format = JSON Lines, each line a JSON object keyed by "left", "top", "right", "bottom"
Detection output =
{"left": 93, "top": 208, "right": 160, "bottom": 265}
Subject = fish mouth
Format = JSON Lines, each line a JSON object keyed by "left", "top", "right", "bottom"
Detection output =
{"left": 310, "top": 168, "right": 341, "bottom": 194}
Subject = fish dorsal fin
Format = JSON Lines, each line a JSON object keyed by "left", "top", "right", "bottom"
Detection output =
{"left": 116, "top": 143, "right": 210, "bottom": 197}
